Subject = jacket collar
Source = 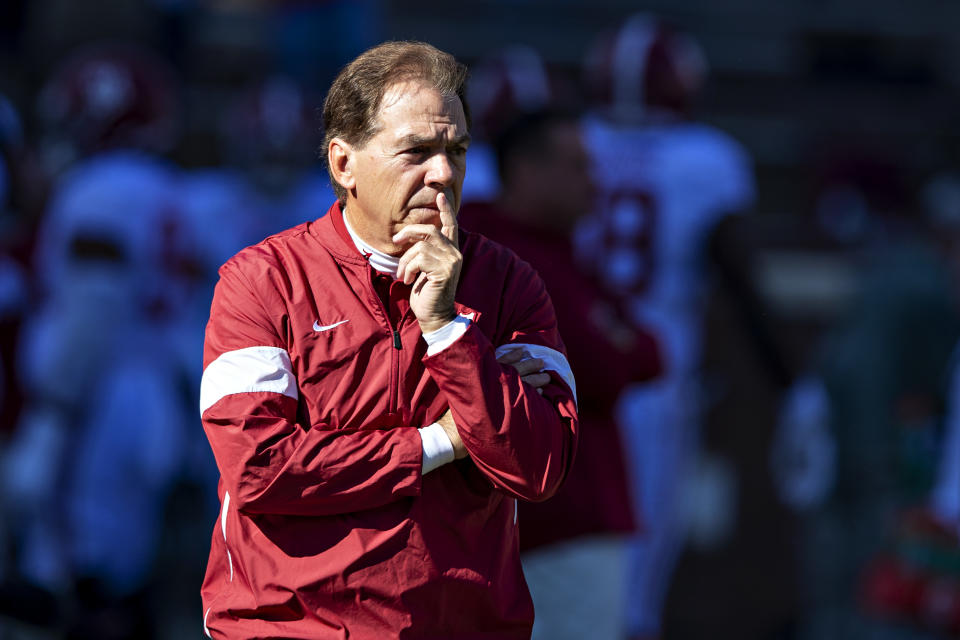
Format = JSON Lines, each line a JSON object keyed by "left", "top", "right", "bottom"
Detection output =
{"left": 312, "top": 200, "right": 368, "bottom": 265}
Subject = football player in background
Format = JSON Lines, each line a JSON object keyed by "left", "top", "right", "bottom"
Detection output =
{"left": 1, "top": 44, "right": 193, "bottom": 638}
{"left": 573, "top": 15, "right": 756, "bottom": 639}
{"left": 459, "top": 108, "right": 662, "bottom": 640}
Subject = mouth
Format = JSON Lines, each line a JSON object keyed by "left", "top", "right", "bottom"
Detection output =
{"left": 406, "top": 205, "right": 442, "bottom": 224}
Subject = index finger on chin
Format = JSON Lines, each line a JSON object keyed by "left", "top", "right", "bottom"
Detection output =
{"left": 392, "top": 224, "right": 438, "bottom": 247}
{"left": 437, "top": 192, "right": 458, "bottom": 246}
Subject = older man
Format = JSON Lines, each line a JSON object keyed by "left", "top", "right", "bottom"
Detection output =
{"left": 198, "top": 41, "right": 579, "bottom": 639}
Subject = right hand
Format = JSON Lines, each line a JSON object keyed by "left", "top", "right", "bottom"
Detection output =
{"left": 437, "top": 350, "right": 551, "bottom": 459}
{"left": 394, "top": 192, "right": 462, "bottom": 334}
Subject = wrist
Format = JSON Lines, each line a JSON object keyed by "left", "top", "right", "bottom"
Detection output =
{"left": 418, "top": 312, "right": 457, "bottom": 335}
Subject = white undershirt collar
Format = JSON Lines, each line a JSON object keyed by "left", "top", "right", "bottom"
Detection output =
{"left": 342, "top": 210, "right": 399, "bottom": 278}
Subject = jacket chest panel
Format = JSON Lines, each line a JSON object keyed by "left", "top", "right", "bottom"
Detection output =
{"left": 281, "top": 268, "right": 442, "bottom": 431}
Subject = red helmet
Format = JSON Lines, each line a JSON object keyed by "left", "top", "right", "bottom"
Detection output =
{"left": 584, "top": 14, "right": 706, "bottom": 119}
{"left": 37, "top": 43, "right": 180, "bottom": 161}
{"left": 468, "top": 45, "right": 558, "bottom": 140}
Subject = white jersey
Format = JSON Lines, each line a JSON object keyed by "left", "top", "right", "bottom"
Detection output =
{"left": 23, "top": 151, "right": 182, "bottom": 403}
{"left": 576, "top": 115, "right": 755, "bottom": 374}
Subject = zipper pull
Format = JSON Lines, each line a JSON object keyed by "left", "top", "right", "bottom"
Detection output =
{"left": 393, "top": 329, "right": 402, "bottom": 350}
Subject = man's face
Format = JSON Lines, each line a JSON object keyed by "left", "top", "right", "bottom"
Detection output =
{"left": 543, "top": 122, "right": 594, "bottom": 224}
{"left": 520, "top": 121, "right": 593, "bottom": 231}
{"left": 345, "top": 80, "right": 470, "bottom": 255}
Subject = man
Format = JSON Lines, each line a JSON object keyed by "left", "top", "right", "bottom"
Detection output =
{"left": 198, "top": 41, "right": 579, "bottom": 639}
{"left": 459, "top": 109, "right": 661, "bottom": 640}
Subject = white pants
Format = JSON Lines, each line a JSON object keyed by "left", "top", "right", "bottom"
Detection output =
{"left": 523, "top": 535, "right": 630, "bottom": 640}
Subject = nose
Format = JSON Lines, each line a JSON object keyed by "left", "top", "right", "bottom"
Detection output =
{"left": 425, "top": 151, "right": 455, "bottom": 189}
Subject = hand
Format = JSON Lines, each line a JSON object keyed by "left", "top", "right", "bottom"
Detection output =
{"left": 497, "top": 347, "right": 550, "bottom": 393}
{"left": 437, "top": 409, "right": 468, "bottom": 459}
{"left": 393, "top": 192, "right": 462, "bottom": 334}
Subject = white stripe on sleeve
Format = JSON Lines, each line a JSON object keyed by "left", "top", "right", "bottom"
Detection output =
{"left": 495, "top": 343, "right": 578, "bottom": 406}
{"left": 200, "top": 346, "right": 298, "bottom": 414}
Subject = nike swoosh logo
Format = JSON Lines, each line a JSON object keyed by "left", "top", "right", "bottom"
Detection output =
{"left": 313, "top": 319, "right": 349, "bottom": 332}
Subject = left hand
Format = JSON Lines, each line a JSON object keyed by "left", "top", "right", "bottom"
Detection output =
{"left": 497, "top": 347, "right": 550, "bottom": 392}
{"left": 394, "top": 192, "right": 462, "bottom": 334}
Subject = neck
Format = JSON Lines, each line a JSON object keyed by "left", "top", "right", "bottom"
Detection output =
{"left": 343, "top": 203, "right": 401, "bottom": 256}
{"left": 342, "top": 208, "right": 400, "bottom": 277}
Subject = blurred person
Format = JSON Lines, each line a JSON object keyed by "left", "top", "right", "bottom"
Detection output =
{"left": 799, "top": 159, "right": 960, "bottom": 639}
{"left": 0, "top": 44, "right": 194, "bottom": 637}
{"left": 28, "top": 41, "right": 185, "bottom": 321}
{"left": 1, "top": 154, "right": 189, "bottom": 637}
{"left": 198, "top": 41, "right": 578, "bottom": 639}
{"left": 459, "top": 108, "right": 662, "bottom": 640}
{"left": 847, "top": 170, "right": 960, "bottom": 639}
{"left": 694, "top": 209, "right": 848, "bottom": 639}
{"left": 573, "top": 14, "right": 757, "bottom": 639}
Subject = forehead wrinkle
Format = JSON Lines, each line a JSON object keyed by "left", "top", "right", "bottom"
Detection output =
{"left": 379, "top": 80, "right": 458, "bottom": 118}
{"left": 376, "top": 80, "right": 466, "bottom": 132}
{"left": 395, "top": 130, "right": 471, "bottom": 147}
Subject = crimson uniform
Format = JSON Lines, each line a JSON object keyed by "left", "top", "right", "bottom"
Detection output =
{"left": 199, "top": 202, "right": 579, "bottom": 639}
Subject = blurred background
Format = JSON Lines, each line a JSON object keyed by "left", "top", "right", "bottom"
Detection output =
{"left": 3, "top": 0, "right": 960, "bottom": 638}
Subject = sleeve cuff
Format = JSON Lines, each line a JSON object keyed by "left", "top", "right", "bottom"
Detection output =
{"left": 422, "top": 314, "right": 473, "bottom": 356}
{"left": 419, "top": 422, "right": 456, "bottom": 474}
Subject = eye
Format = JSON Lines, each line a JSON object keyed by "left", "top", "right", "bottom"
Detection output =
{"left": 449, "top": 146, "right": 467, "bottom": 158}
{"left": 405, "top": 145, "right": 429, "bottom": 156}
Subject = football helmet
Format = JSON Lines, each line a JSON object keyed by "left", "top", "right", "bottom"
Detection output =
{"left": 584, "top": 14, "right": 707, "bottom": 120}
{"left": 37, "top": 43, "right": 180, "bottom": 167}
{"left": 468, "top": 45, "right": 556, "bottom": 140}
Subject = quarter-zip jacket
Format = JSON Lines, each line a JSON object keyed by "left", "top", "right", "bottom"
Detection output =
{"left": 199, "top": 201, "right": 579, "bottom": 639}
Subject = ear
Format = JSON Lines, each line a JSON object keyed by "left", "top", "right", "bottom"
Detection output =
{"left": 328, "top": 137, "right": 356, "bottom": 192}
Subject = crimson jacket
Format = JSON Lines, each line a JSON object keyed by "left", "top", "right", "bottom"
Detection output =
{"left": 199, "top": 201, "right": 579, "bottom": 639}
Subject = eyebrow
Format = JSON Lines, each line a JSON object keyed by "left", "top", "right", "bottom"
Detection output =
{"left": 398, "top": 133, "right": 472, "bottom": 147}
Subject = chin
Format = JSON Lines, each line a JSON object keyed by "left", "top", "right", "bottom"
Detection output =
{"left": 407, "top": 208, "right": 442, "bottom": 226}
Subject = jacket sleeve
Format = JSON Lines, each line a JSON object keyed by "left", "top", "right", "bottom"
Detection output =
{"left": 422, "top": 259, "right": 579, "bottom": 502}
{"left": 200, "top": 259, "right": 423, "bottom": 517}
